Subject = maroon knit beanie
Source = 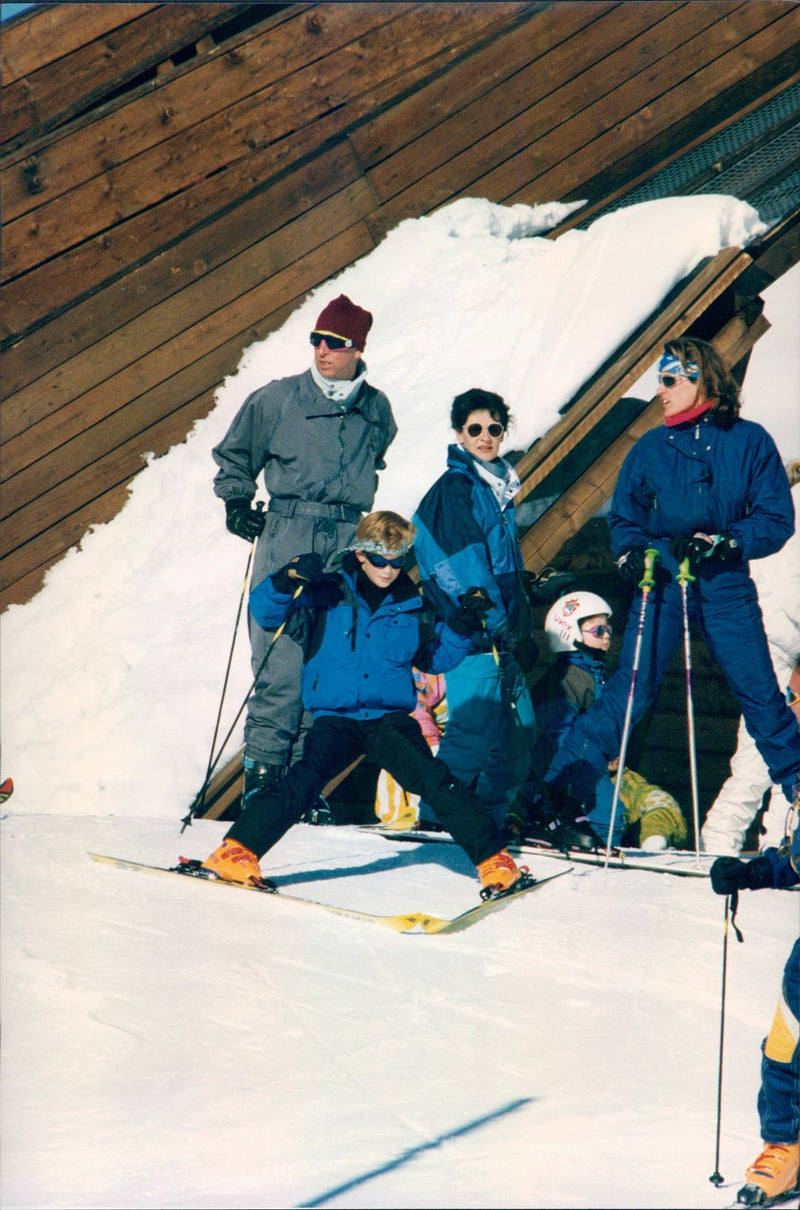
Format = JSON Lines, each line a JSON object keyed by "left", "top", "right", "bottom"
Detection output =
{"left": 313, "top": 294, "right": 373, "bottom": 350}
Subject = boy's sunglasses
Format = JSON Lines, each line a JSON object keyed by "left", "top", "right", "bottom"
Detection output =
{"left": 465, "top": 422, "right": 504, "bottom": 438}
{"left": 364, "top": 552, "right": 405, "bottom": 570}
{"left": 581, "top": 624, "right": 613, "bottom": 638}
{"left": 310, "top": 331, "right": 353, "bottom": 350}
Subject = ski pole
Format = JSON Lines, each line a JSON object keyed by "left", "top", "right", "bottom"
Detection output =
{"left": 709, "top": 891, "right": 744, "bottom": 1186}
{"left": 603, "top": 548, "right": 658, "bottom": 867}
{"left": 180, "top": 581, "right": 304, "bottom": 832}
{"left": 677, "top": 556, "right": 702, "bottom": 866}
{"left": 190, "top": 505, "right": 264, "bottom": 824}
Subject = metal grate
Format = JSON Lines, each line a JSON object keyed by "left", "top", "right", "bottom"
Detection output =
{"left": 580, "top": 80, "right": 800, "bottom": 227}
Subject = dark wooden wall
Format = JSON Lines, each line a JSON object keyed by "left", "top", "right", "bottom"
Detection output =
{"left": 3, "top": 0, "right": 799, "bottom": 609}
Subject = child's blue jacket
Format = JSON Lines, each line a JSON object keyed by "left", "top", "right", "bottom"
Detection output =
{"left": 249, "top": 559, "right": 471, "bottom": 721}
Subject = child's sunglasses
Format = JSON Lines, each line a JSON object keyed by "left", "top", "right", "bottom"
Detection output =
{"left": 581, "top": 623, "right": 613, "bottom": 638}
{"left": 364, "top": 552, "right": 405, "bottom": 570}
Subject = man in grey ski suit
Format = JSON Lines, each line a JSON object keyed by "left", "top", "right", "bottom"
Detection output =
{"left": 212, "top": 294, "right": 397, "bottom": 804}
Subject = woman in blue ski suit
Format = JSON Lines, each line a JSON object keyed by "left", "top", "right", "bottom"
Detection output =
{"left": 412, "top": 389, "right": 538, "bottom": 831}
{"left": 545, "top": 337, "right": 800, "bottom": 835}
{"left": 201, "top": 511, "right": 523, "bottom": 894}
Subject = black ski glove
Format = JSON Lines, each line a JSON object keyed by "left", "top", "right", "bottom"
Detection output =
{"left": 225, "top": 498, "right": 266, "bottom": 542}
{"left": 710, "top": 855, "right": 775, "bottom": 896}
{"left": 448, "top": 587, "right": 493, "bottom": 636}
{"left": 271, "top": 553, "right": 325, "bottom": 595}
{"left": 671, "top": 533, "right": 742, "bottom": 564}
{"left": 616, "top": 547, "right": 647, "bottom": 583}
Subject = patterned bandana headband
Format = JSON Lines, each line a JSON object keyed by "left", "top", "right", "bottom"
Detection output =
{"left": 339, "top": 537, "right": 415, "bottom": 560}
{"left": 658, "top": 351, "right": 699, "bottom": 381}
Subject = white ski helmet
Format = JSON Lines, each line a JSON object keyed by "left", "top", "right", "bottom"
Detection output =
{"left": 545, "top": 591, "right": 613, "bottom": 653}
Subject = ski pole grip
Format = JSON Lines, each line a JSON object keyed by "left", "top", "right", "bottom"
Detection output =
{"left": 677, "top": 556, "right": 695, "bottom": 585}
{"left": 640, "top": 548, "right": 658, "bottom": 591}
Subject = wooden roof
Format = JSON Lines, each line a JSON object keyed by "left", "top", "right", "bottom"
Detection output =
{"left": 3, "top": 1, "right": 800, "bottom": 610}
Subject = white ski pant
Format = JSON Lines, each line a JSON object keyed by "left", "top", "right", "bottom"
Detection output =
{"left": 702, "top": 642, "right": 798, "bottom": 855}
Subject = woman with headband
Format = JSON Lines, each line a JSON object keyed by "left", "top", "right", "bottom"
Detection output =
{"left": 542, "top": 336, "right": 800, "bottom": 847}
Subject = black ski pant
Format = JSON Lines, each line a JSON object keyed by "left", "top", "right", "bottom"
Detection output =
{"left": 226, "top": 711, "right": 505, "bottom": 867}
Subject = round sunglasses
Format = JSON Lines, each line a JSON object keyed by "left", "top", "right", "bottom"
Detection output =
{"left": 465, "top": 422, "right": 504, "bottom": 438}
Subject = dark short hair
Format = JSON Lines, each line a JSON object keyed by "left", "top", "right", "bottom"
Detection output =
{"left": 450, "top": 388, "right": 511, "bottom": 432}
{"left": 663, "top": 336, "right": 741, "bottom": 429}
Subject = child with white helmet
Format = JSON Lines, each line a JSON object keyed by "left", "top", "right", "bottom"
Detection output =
{"left": 526, "top": 592, "right": 687, "bottom": 851}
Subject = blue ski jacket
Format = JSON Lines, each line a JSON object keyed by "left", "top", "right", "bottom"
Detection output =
{"left": 249, "top": 558, "right": 472, "bottom": 721}
{"left": 609, "top": 414, "right": 794, "bottom": 578}
{"left": 412, "top": 444, "right": 530, "bottom": 654}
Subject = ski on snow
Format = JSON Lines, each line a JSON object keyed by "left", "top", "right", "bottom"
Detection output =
{"left": 88, "top": 852, "right": 570, "bottom": 934}
{"left": 360, "top": 825, "right": 718, "bottom": 878}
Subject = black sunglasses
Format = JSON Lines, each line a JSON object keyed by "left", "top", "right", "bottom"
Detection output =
{"left": 658, "top": 372, "right": 698, "bottom": 388}
{"left": 310, "top": 331, "right": 353, "bottom": 350}
{"left": 364, "top": 552, "right": 405, "bottom": 570}
{"left": 465, "top": 422, "right": 504, "bottom": 438}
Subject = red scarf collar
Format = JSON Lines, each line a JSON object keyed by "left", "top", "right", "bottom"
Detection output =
{"left": 664, "top": 398, "right": 714, "bottom": 428}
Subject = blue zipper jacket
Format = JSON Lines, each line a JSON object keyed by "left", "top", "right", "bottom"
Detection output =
{"left": 609, "top": 414, "right": 794, "bottom": 578}
{"left": 412, "top": 444, "right": 530, "bottom": 653}
{"left": 249, "top": 558, "right": 472, "bottom": 721}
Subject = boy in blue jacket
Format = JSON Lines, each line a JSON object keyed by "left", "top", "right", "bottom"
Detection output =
{"left": 202, "top": 511, "right": 525, "bottom": 897}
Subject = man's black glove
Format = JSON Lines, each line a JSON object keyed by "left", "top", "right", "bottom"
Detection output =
{"left": 271, "top": 553, "right": 325, "bottom": 595}
{"left": 449, "top": 587, "right": 493, "bottom": 635}
{"left": 671, "top": 533, "right": 742, "bottom": 564}
{"left": 524, "top": 569, "right": 577, "bottom": 606}
{"left": 225, "top": 498, "right": 266, "bottom": 542}
{"left": 710, "top": 855, "right": 775, "bottom": 895}
{"left": 616, "top": 547, "right": 647, "bottom": 583}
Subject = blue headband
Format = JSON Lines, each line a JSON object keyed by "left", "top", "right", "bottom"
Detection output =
{"left": 659, "top": 351, "right": 699, "bottom": 381}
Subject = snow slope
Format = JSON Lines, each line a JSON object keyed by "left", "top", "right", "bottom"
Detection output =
{"left": 2, "top": 195, "right": 799, "bottom": 1209}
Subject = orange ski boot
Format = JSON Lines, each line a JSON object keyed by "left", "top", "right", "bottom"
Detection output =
{"left": 201, "top": 839, "right": 262, "bottom": 885}
{"left": 476, "top": 848, "right": 524, "bottom": 898}
{"left": 739, "top": 1142, "right": 800, "bottom": 1205}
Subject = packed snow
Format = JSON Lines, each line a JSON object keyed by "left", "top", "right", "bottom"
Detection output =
{"left": 2, "top": 195, "right": 799, "bottom": 1210}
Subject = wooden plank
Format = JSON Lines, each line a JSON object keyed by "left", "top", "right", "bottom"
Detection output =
{"left": 0, "top": 5, "right": 534, "bottom": 346}
{"left": 348, "top": 1, "right": 615, "bottom": 168}
{"left": 0, "top": 1, "right": 425, "bottom": 231}
{"left": 1, "top": 1, "right": 529, "bottom": 278}
{"left": 1, "top": 132, "right": 366, "bottom": 357}
{"left": 368, "top": 1, "right": 789, "bottom": 232}
{"left": 1, "top": 183, "right": 375, "bottom": 466}
{"left": 491, "top": 3, "right": 800, "bottom": 204}
{"left": 0, "top": 3, "right": 158, "bottom": 86}
{"left": 0, "top": 4, "right": 254, "bottom": 149}
{"left": 366, "top": 0, "right": 706, "bottom": 204}
{"left": 1, "top": 138, "right": 367, "bottom": 400}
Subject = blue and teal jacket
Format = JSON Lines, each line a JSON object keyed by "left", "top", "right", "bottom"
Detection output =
{"left": 248, "top": 556, "right": 472, "bottom": 721}
{"left": 412, "top": 444, "right": 531, "bottom": 654}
